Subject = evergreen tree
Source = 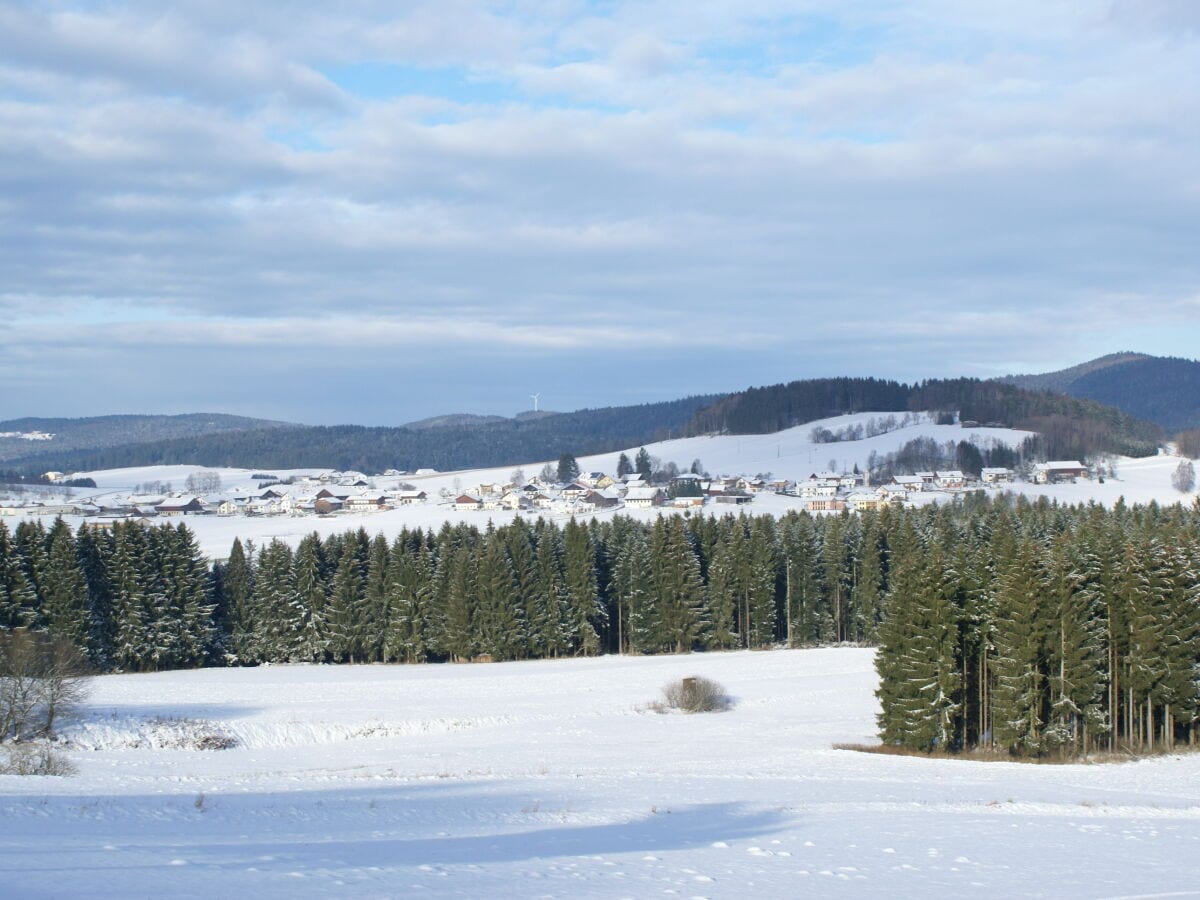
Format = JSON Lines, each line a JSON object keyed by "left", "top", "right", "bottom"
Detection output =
{"left": 990, "top": 540, "right": 1049, "bottom": 755}
{"left": 292, "top": 533, "right": 329, "bottom": 662}
{"left": 616, "top": 452, "right": 633, "bottom": 478}
{"left": 557, "top": 454, "right": 581, "bottom": 484}
{"left": 562, "top": 519, "right": 604, "bottom": 655}
{"left": 647, "top": 517, "right": 708, "bottom": 653}
{"left": 223, "top": 538, "right": 257, "bottom": 664}
{"left": 40, "top": 518, "right": 90, "bottom": 654}
{"left": 327, "top": 539, "right": 367, "bottom": 663}
{"left": 0, "top": 521, "right": 37, "bottom": 630}
{"left": 635, "top": 447, "right": 652, "bottom": 480}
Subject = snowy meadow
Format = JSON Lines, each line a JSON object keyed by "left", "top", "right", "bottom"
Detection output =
{"left": 2, "top": 648, "right": 1198, "bottom": 898}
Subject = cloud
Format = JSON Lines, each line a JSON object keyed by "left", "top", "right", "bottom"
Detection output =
{"left": 1, "top": 1, "right": 1197, "bottom": 422}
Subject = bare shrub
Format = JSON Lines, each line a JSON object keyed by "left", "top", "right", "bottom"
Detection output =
{"left": 660, "top": 676, "right": 732, "bottom": 713}
{"left": 0, "top": 742, "right": 77, "bottom": 777}
{"left": 1, "top": 631, "right": 91, "bottom": 741}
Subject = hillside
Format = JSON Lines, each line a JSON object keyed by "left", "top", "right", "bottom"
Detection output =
{"left": 687, "top": 376, "right": 1162, "bottom": 460}
{"left": 0, "top": 413, "right": 298, "bottom": 464}
{"left": 7, "top": 395, "right": 719, "bottom": 474}
{"left": 999, "top": 353, "right": 1200, "bottom": 432}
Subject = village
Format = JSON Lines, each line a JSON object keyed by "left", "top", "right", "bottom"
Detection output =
{"left": 0, "top": 459, "right": 1095, "bottom": 522}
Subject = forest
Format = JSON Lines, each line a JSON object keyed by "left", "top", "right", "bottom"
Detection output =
{"left": 1, "top": 495, "right": 1197, "bottom": 758}
{"left": 688, "top": 377, "right": 1162, "bottom": 461}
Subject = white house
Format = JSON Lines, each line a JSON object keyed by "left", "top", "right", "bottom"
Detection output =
{"left": 624, "top": 487, "right": 665, "bottom": 508}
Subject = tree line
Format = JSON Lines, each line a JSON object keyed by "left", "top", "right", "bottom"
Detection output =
{"left": 1, "top": 495, "right": 1197, "bottom": 758}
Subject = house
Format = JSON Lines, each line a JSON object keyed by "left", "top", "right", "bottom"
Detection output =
{"left": 155, "top": 497, "right": 204, "bottom": 516}
{"left": 454, "top": 494, "right": 482, "bottom": 511}
{"left": 314, "top": 497, "right": 344, "bottom": 515}
{"left": 1032, "top": 461, "right": 1090, "bottom": 484}
{"left": 584, "top": 490, "right": 620, "bottom": 509}
{"left": 935, "top": 470, "right": 966, "bottom": 490}
{"left": 624, "top": 487, "right": 665, "bottom": 508}
{"left": 500, "top": 491, "right": 529, "bottom": 511}
{"left": 892, "top": 475, "right": 924, "bottom": 492}
{"left": 393, "top": 490, "right": 427, "bottom": 505}
{"left": 560, "top": 482, "right": 589, "bottom": 500}
{"left": 981, "top": 467, "right": 1014, "bottom": 484}
{"left": 846, "top": 491, "right": 888, "bottom": 512}
{"left": 345, "top": 493, "right": 389, "bottom": 512}
{"left": 531, "top": 492, "right": 554, "bottom": 509}
{"left": 217, "top": 499, "right": 244, "bottom": 516}
{"left": 583, "top": 472, "right": 615, "bottom": 489}
{"left": 714, "top": 493, "right": 752, "bottom": 505}
{"left": 800, "top": 497, "right": 846, "bottom": 512}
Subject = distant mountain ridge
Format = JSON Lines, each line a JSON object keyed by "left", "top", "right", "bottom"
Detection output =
{"left": 998, "top": 353, "right": 1200, "bottom": 432}
{"left": 0, "top": 413, "right": 298, "bottom": 464}
{"left": 7, "top": 397, "right": 718, "bottom": 474}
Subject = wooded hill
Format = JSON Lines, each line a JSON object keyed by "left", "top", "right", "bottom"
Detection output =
{"left": 686, "top": 377, "right": 1162, "bottom": 460}
{"left": 6, "top": 395, "right": 718, "bottom": 475}
{"left": 999, "top": 353, "right": 1200, "bottom": 433}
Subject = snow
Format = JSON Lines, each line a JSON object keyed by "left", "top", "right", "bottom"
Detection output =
{"left": 2, "top": 650, "right": 1199, "bottom": 897}
{"left": 4, "top": 412, "right": 1197, "bottom": 559}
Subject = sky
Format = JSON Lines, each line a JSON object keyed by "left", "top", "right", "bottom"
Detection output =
{"left": 2, "top": 1, "right": 1198, "bottom": 426}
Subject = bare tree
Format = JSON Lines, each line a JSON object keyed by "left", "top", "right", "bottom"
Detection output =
{"left": 1, "top": 631, "right": 91, "bottom": 741}
{"left": 1172, "top": 460, "right": 1195, "bottom": 494}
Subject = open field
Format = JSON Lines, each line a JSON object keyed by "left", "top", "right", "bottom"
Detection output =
{"left": 2, "top": 648, "right": 1198, "bottom": 897}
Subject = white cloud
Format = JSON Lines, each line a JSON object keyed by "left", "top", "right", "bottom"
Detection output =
{"left": 1, "top": 1, "right": 1197, "bottom": 421}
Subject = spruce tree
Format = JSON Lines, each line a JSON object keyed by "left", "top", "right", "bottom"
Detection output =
{"left": 40, "top": 518, "right": 90, "bottom": 655}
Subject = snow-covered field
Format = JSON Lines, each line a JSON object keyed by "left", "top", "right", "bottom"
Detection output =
{"left": 2, "top": 649, "right": 1198, "bottom": 898}
{"left": 10, "top": 412, "right": 1195, "bottom": 559}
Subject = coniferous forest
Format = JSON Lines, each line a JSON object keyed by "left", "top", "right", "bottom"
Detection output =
{"left": 1, "top": 496, "right": 1197, "bottom": 758}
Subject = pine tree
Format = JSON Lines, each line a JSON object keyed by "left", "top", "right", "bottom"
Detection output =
{"left": 616, "top": 452, "right": 633, "bottom": 478}
{"left": 635, "top": 447, "right": 652, "bottom": 480}
{"left": 528, "top": 524, "right": 570, "bottom": 658}
{"left": 362, "top": 534, "right": 391, "bottom": 662}
{"left": 0, "top": 521, "right": 37, "bottom": 630}
{"left": 875, "top": 526, "right": 962, "bottom": 751}
{"left": 292, "top": 533, "right": 329, "bottom": 662}
{"left": 40, "top": 518, "right": 90, "bottom": 655}
{"left": 648, "top": 516, "right": 708, "bottom": 653}
{"left": 441, "top": 546, "right": 477, "bottom": 662}
{"left": 563, "top": 519, "right": 604, "bottom": 655}
{"left": 251, "top": 539, "right": 297, "bottom": 663}
{"left": 990, "top": 540, "right": 1049, "bottom": 756}
{"left": 223, "top": 538, "right": 257, "bottom": 664}
{"left": 327, "top": 539, "right": 367, "bottom": 663}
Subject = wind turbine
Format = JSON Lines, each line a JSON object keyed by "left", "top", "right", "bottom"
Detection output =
{"left": 530, "top": 393, "right": 541, "bottom": 412}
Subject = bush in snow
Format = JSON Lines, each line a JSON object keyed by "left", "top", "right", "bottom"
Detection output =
{"left": 659, "top": 676, "right": 732, "bottom": 713}
{"left": 0, "top": 742, "right": 76, "bottom": 777}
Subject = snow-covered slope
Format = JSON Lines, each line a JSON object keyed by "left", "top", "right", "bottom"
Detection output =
{"left": 1, "top": 649, "right": 1197, "bottom": 898}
